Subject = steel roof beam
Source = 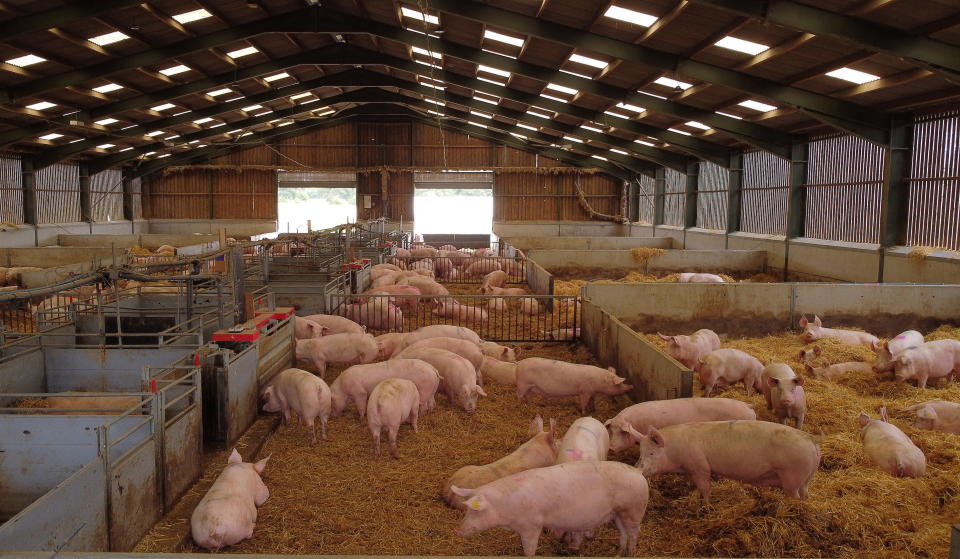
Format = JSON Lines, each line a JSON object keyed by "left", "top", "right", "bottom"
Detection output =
{"left": 422, "top": 0, "right": 891, "bottom": 144}
{"left": 0, "top": 0, "right": 145, "bottom": 42}
{"left": 689, "top": 0, "right": 960, "bottom": 85}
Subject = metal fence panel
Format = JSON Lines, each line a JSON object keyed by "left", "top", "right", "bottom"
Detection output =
{"left": 36, "top": 163, "right": 80, "bottom": 224}
{"left": 90, "top": 169, "right": 124, "bottom": 222}
{"left": 696, "top": 161, "right": 728, "bottom": 230}
{"left": 0, "top": 156, "right": 23, "bottom": 225}
{"left": 636, "top": 174, "right": 655, "bottom": 224}
{"left": 907, "top": 110, "right": 960, "bottom": 250}
{"left": 741, "top": 150, "right": 790, "bottom": 235}
{"left": 662, "top": 168, "right": 686, "bottom": 227}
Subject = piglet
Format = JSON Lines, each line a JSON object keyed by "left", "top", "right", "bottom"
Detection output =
{"left": 451, "top": 461, "right": 649, "bottom": 556}
{"left": 605, "top": 398, "right": 757, "bottom": 452}
{"left": 859, "top": 407, "right": 926, "bottom": 477}
{"left": 434, "top": 300, "right": 489, "bottom": 325}
{"left": 295, "top": 333, "right": 381, "bottom": 378}
{"left": 330, "top": 359, "right": 441, "bottom": 419}
{"left": 872, "top": 330, "right": 924, "bottom": 374}
{"left": 806, "top": 361, "right": 873, "bottom": 380}
{"left": 464, "top": 259, "right": 501, "bottom": 278}
{"left": 892, "top": 339, "right": 960, "bottom": 389}
{"left": 677, "top": 272, "right": 725, "bottom": 283}
{"left": 798, "top": 315, "right": 879, "bottom": 347}
{"left": 482, "top": 285, "right": 528, "bottom": 296}
{"left": 443, "top": 416, "right": 557, "bottom": 509}
{"left": 392, "top": 325, "right": 481, "bottom": 355}
{"left": 556, "top": 417, "right": 609, "bottom": 464}
{"left": 906, "top": 400, "right": 960, "bottom": 434}
{"left": 657, "top": 329, "right": 721, "bottom": 370}
{"left": 300, "top": 313, "right": 365, "bottom": 335}
{"left": 190, "top": 450, "right": 270, "bottom": 550}
{"left": 261, "top": 368, "right": 331, "bottom": 445}
{"left": 367, "top": 378, "right": 420, "bottom": 458}
{"left": 697, "top": 348, "right": 763, "bottom": 396}
{"left": 763, "top": 363, "right": 806, "bottom": 429}
{"left": 480, "top": 356, "right": 518, "bottom": 385}
{"left": 294, "top": 317, "right": 323, "bottom": 340}
{"left": 481, "top": 270, "right": 508, "bottom": 290}
{"left": 394, "top": 347, "right": 486, "bottom": 412}
{"left": 798, "top": 345, "right": 827, "bottom": 368}
{"left": 393, "top": 337, "right": 484, "bottom": 372}
{"left": 336, "top": 300, "right": 403, "bottom": 331}
{"left": 480, "top": 341, "right": 520, "bottom": 362}
{"left": 516, "top": 358, "right": 632, "bottom": 414}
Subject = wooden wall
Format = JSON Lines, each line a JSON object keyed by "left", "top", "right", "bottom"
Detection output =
{"left": 143, "top": 118, "right": 623, "bottom": 222}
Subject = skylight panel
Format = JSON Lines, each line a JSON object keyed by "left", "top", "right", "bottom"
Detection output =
{"left": 415, "top": 60, "right": 442, "bottom": 70}
{"left": 157, "top": 153, "right": 171, "bottom": 158}
{"left": 563, "top": 136, "right": 584, "bottom": 143}
{"left": 97, "top": 143, "right": 115, "bottom": 149}
{"left": 470, "top": 111, "right": 492, "bottom": 119}
{"left": 610, "top": 148, "right": 628, "bottom": 155}
{"left": 477, "top": 76, "right": 506, "bottom": 86}
{"left": 151, "top": 103, "right": 176, "bottom": 111}
{"left": 510, "top": 132, "right": 527, "bottom": 139}
{"left": 424, "top": 98, "right": 445, "bottom": 106}
{"left": 569, "top": 54, "right": 608, "bottom": 69}
{"left": 517, "top": 123, "right": 537, "bottom": 131}
{"left": 481, "top": 48, "right": 518, "bottom": 60}
{"left": 6, "top": 54, "right": 45, "bottom": 67}
{"left": 581, "top": 124, "right": 603, "bottom": 133}
{"left": 314, "top": 108, "right": 334, "bottom": 116}
{"left": 604, "top": 110, "right": 629, "bottom": 119}
{"left": 95, "top": 118, "right": 119, "bottom": 126}
{"left": 412, "top": 46, "right": 442, "bottom": 59}
{"left": 252, "top": 109, "right": 272, "bottom": 116}
{"left": 89, "top": 31, "right": 129, "bottom": 46}
{"left": 242, "top": 104, "right": 263, "bottom": 112}
{"left": 738, "top": 99, "right": 777, "bottom": 112}
{"left": 300, "top": 98, "right": 319, "bottom": 104}
{"left": 264, "top": 72, "right": 291, "bottom": 82}
{"left": 654, "top": 77, "right": 691, "bottom": 90}
{"left": 478, "top": 64, "right": 510, "bottom": 78}
{"left": 208, "top": 88, "right": 233, "bottom": 97}
{"left": 616, "top": 102, "right": 644, "bottom": 113}
{"left": 546, "top": 83, "right": 578, "bottom": 95}
{"left": 194, "top": 117, "right": 214, "bottom": 125}
{"left": 540, "top": 93, "right": 568, "bottom": 103}
{"left": 418, "top": 76, "right": 445, "bottom": 90}
{"left": 604, "top": 5, "right": 657, "bottom": 27}
{"left": 209, "top": 122, "right": 226, "bottom": 128}
{"left": 475, "top": 94, "right": 499, "bottom": 105}
{"left": 668, "top": 128, "right": 691, "bottom": 136}
{"left": 290, "top": 92, "right": 312, "bottom": 100}
{"left": 93, "top": 83, "right": 123, "bottom": 93}
{"left": 635, "top": 139, "right": 655, "bottom": 147}
{"left": 160, "top": 64, "right": 191, "bottom": 76}
{"left": 120, "top": 147, "right": 133, "bottom": 152}
{"left": 145, "top": 130, "right": 164, "bottom": 137}
{"left": 825, "top": 67, "right": 880, "bottom": 84}
{"left": 484, "top": 29, "right": 524, "bottom": 48}
{"left": 172, "top": 8, "right": 212, "bottom": 24}
{"left": 716, "top": 111, "right": 743, "bottom": 120}
{"left": 164, "top": 135, "right": 180, "bottom": 140}
{"left": 277, "top": 121, "right": 294, "bottom": 127}
{"left": 26, "top": 101, "right": 56, "bottom": 110}
{"left": 400, "top": 7, "right": 439, "bottom": 25}
{"left": 560, "top": 69, "right": 593, "bottom": 80}
{"left": 528, "top": 108, "right": 552, "bottom": 119}
{"left": 427, "top": 110, "right": 444, "bottom": 116}
{"left": 144, "top": 151, "right": 157, "bottom": 156}
{"left": 226, "top": 46, "right": 258, "bottom": 59}
{"left": 592, "top": 155, "right": 608, "bottom": 161}
{"left": 684, "top": 121, "right": 710, "bottom": 130}
{"left": 39, "top": 133, "right": 63, "bottom": 140}
{"left": 469, "top": 121, "right": 487, "bottom": 128}
{"left": 714, "top": 36, "right": 769, "bottom": 55}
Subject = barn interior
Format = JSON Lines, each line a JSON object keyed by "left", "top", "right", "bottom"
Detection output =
{"left": 0, "top": 0, "right": 959, "bottom": 558}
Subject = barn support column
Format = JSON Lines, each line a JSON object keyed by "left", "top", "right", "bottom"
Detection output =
{"left": 79, "top": 163, "right": 92, "bottom": 223}
{"left": 21, "top": 158, "right": 37, "bottom": 227}
{"left": 627, "top": 178, "right": 639, "bottom": 223}
{"left": 684, "top": 160, "right": 700, "bottom": 248}
{"left": 877, "top": 117, "right": 914, "bottom": 282}
{"left": 653, "top": 167, "right": 665, "bottom": 235}
{"left": 122, "top": 170, "right": 135, "bottom": 222}
{"left": 783, "top": 141, "right": 809, "bottom": 280}
{"left": 726, "top": 150, "right": 744, "bottom": 249}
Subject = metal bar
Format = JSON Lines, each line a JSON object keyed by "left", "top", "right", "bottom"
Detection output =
{"left": 726, "top": 150, "right": 744, "bottom": 235}
{"left": 878, "top": 117, "right": 914, "bottom": 281}
{"left": 20, "top": 158, "right": 37, "bottom": 226}
{"left": 787, "top": 142, "right": 809, "bottom": 239}
{"left": 684, "top": 160, "right": 699, "bottom": 229}
{"left": 78, "top": 162, "right": 91, "bottom": 222}
{"left": 653, "top": 167, "right": 666, "bottom": 226}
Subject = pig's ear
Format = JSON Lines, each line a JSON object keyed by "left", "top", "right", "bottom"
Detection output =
{"left": 320, "top": 326, "right": 330, "bottom": 336}
{"left": 501, "top": 347, "right": 510, "bottom": 358}
{"left": 548, "top": 418, "right": 557, "bottom": 439}
{"left": 530, "top": 415, "right": 544, "bottom": 433}
{"left": 254, "top": 454, "right": 271, "bottom": 474}
{"left": 797, "top": 350, "right": 806, "bottom": 361}
{"left": 880, "top": 407, "right": 889, "bottom": 422}
{"left": 858, "top": 412, "right": 871, "bottom": 427}
{"left": 464, "top": 495, "right": 488, "bottom": 511}
{"left": 626, "top": 424, "right": 644, "bottom": 442}
{"left": 804, "top": 364, "right": 815, "bottom": 376}
{"left": 228, "top": 449, "right": 242, "bottom": 464}
{"left": 473, "top": 385, "right": 488, "bottom": 397}
{"left": 603, "top": 418, "right": 613, "bottom": 427}
{"left": 814, "top": 345, "right": 822, "bottom": 356}
{"left": 794, "top": 375, "right": 805, "bottom": 386}
{"left": 450, "top": 485, "right": 474, "bottom": 498}
{"left": 916, "top": 405, "right": 938, "bottom": 420}
{"left": 814, "top": 315, "right": 823, "bottom": 327}
{"left": 657, "top": 332, "right": 672, "bottom": 341}
{"left": 262, "top": 386, "right": 274, "bottom": 399}
{"left": 766, "top": 376, "right": 780, "bottom": 387}
{"left": 647, "top": 427, "right": 665, "bottom": 448}
{"left": 613, "top": 376, "right": 626, "bottom": 385}
{"left": 607, "top": 366, "right": 617, "bottom": 374}
{"left": 513, "top": 347, "right": 521, "bottom": 358}
{"left": 799, "top": 315, "right": 808, "bottom": 327}
{"left": 871, "top": 340, "right": 881, "bottom": 352}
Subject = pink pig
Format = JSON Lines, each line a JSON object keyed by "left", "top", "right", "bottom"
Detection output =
{"left": 451, "top": 461, "right": 649, "bottom": 556}
{"left": 299, "top": 314, "right": 365, "bottom": 335}
{"left": 515, "top": 358, "right": 632, "bottom": 414}
{"left": 365, "top": 285, "right": 421, "bottom": 312}
{"left": 434, "top": 300, "right": 489, "bottom": 325}
{"left": 763, "top": 363, "right": 806, "bottom": 429}
{"left": 464, "top": 259, "right": 502, "bottom": 278}
{"left": 657, "top": 329, "right": 721, "bottom": 370}
{"left": 697, "top": 348, "right": 764, "bottom": 396}
{"left": 336, "top": 300, "right": 403, "bottom": 331}
{"left": 806, "top": 361, "right": 873, "bottom": 380}
{"left": 481, "top": 270, "right": 508, "bottom": 290}
{"left": 261, "top": 368, "right": 331, "bottom": 445}
{"left": 294, "top": 333, "right": 381, "bottom": 378}
{"left": 892, "top": 339, "right": 960, "bottom": 388}
{"left": 635, "top": 420, "right": 820, "bottom": 504}
{"left": 444, "top": 415, "right": 558, "bottom": 509}
{"left": 392, "top": 324, "right": 482, "bottom": 355}
{"left": 556, "top": 417, "right": 609, "bottom": 463}
{"left": 367, "top": 378, "right": 421, "bottom": 458}
{"left": 798, "top": 315, "right": 879, "bottom": 347}
{"left": 859, "top": 407, "right": 926, "bottom": 477}
{"left": 293, "top": 317, "right": 323, "bottom": 339}
{"left": 393, "top": 337, "right": 484, "bottom": 372}
{"left": 481, "top": 285, "right": 528, "bottom": 296}
{"left": 480, "top": 341, "right": 520, "bottom": 362}
{"left": 374, "top": 332, "right": 407, "bottom": 360}
{"left": 677, "top": 272, "right": 725, "bottom": 283}
{"left": 393, "top": 347, "right": 486, "bottom": 412}
{"left": 480, "top": 356, "right": 518, "bottom": 385}
{"left": 907, "top": 400, "right": 960, "bottom": 434}
{"left": 872, "top": 330, "right": 924, "bottom": 374}
{"left": 190, "top": 449, "right": 270, "bottom": 550}
{"left": 329, "top": 359, "right": 441, "bottom": 419}
{"left": 604, "top": 398, "right": 757, "bottom": 452}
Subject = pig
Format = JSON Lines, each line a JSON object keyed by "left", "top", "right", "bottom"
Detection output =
{"left": 543, "top": 328, "right": 580, "bottom": 341}
{"left": 336, "top": 300, "right": 403, "bottom": 331}
{"left": 464, "top": 259, "right": 502, "bottom": 278}
{"left": 501, "top": 260, "right": 526, "bottom": 279}
{"left": 372, "top": 263, "right": 402, "bottom": 273}
{"left": 798, "top": 345, "right": 827, "bottom": 368}
{"left": 763, "top": 363, "right": 806, "bottom": 429}
{"left": 261, "top": 368, "right": 331, "bottom": 445}
{"left": 395, "top": 247, "right": 411, "bottom": 258}
{"left": 480, "top": 341, "right": 520, "bottom": 362}
{"left": 375, "top": 332, "right": 407, "bottom": 360}
{"left": 487, "top": 297, "right": 508, "bottom": 312}
{"left": 393, "top": 337, "right": 484, "bottom": 371}
{"left": 443, "top": 415, "right": 558, "bottom": 509}
{"left": 481, "top": 356, "right": 518, "bottom": 385}
{"left": 482, "top": 285, "right": 528, "bottom": 296}
{"left": 392, "top": 347, "right": 486, "bottom": 412}
{"left": 516, "top": 358, "right": 633, "bottom": 414}
{"left": 367, "top": 378, "right": 420, "bottom": 458}
{"left": 410, "top": 247, "right": 439, "bottom": 258}
{"left": 481, "top": 270, "right": 508, "bottom": 290}
{"left": 190, "top": 449, "right": 270, "bottom": 550}
{"left": 330, "top": 358, "right": 441, "bottom": 419}
{"left": 473, "top": 248, "right": 492, "bottom": 257}
{"left": 451, "top": 461, "right": 649, "bottom": 556}
{"left": 906, "top": 400, "right": 960, "bottom": 434}
{"left": 873, "top": 330, "right": 925, "bottom": 374}
{"left": 696, "top": 348, "right": 764, "bottom": 396}
{"left": 397, "top": 276, "right": 449, "bottom": 298}
{"left": 760, "top": 362, "right": 796, "bottom": 410}
{"left": 294, "top": 317, "right": 324, "bottom": 340}
{"left": 364, "top": 285, "right": 421, "bottom": 312}
{"left": 638, "top": 421, "right": 820, "bottom": 505}
{"left": 411, "top": 259, "right": 434, "bottom": 272}
{"left": 434, "top": 257, "right": 454, "bottom": 277}
{"left": 859, "top": 407, "right": 926, "bottom": 477}
{"left": 806, "top": 361, "right": 873, "bottom": 380}
{"left": 556, "top": 417, "right": 609, "bottom": 464}
{"left": 657, "top": 329, "right": 721, "bottom": 370}
{"left": 300, "top": 314, "right": 365, "bottom": 335}
{"left": 677, "top": 272, "right": 725, "bottom": 283}
{"left": 372, "top": 270, "right": 420, "bottom": 288}
{"left": 519, "top": 297, "right": 540, "bottom": 316}
{"left": 798, "top": 315, "right": 879, "bottom": 347}
{"left": 434, "top": 300, "right": 489, "bottom": 324}
{"left": 413, "top": 268, "right": 436, "bottom": 279}
{"left": 371, "top": 266, "right": 401, "bottom": 282}
{"left": 604, "top": 398, "right": 757, "bottom": 453}
{"left": 393, "top": 324, "right": 482, "bottom": 355}
{"left": 295, "top": 333, "right": 381, "bottom": 378}
{"left": 439, "top": 244, "right": 457, "bottom": 252}
{"left": 891, "top": 339, "right": 960, "bottom": 389}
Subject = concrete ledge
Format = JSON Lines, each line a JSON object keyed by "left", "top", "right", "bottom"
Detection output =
{"left": 506, "top": 236, "right": 672, "bottom": 251}
{"left": 527, "top": 249, "right": 765, "bottom": 274}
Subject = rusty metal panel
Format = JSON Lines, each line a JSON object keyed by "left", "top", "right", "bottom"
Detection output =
{"left": 35, "top": 163, "right": 80, "bottom": 224}
{"left": 741, "top": 150, "right": 790, "bottom": 235}
{"left": 90, "top": 169, "right": 123, "bottom": 222}
{"left": 0, "top": 156, "right": 23, "bottom": 225}
{"left": 108, "top": 438, "right": 160, "bottom": 551}
{"left": 907, "top": 109, "right": 960, "bottom": 250}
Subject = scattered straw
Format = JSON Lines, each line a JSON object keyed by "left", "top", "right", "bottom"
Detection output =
{"left": 908, "top": 246, "right": 937, "bottom": 261}
{"left": 15, "top": 397, "right": 49, "bottom": 408}
{"left": 630, "top": 247, "right": 665, "bottom": 264}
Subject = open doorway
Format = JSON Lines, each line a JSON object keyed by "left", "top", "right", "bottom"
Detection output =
{"left": 413, "top": 172, "right": 494, "bottom": 244}
{"left": 276, "top": 171, "right": 357, "bottom": 234}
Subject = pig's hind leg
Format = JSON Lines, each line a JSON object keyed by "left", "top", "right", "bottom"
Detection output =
{"left": 517, "top": 526, "right": 544, "bottom": 557}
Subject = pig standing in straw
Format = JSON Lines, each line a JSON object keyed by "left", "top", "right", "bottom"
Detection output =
{"left": 191, "top": 449, "right": 270, "bottom": 550}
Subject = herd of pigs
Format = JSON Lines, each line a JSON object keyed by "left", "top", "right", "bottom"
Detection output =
{"left": 186, "top": 247, "right": 960, "bottom": 556}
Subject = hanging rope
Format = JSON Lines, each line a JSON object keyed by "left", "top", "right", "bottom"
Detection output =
{"left": 573, "top": 171, "right": 627, "bottom": 223}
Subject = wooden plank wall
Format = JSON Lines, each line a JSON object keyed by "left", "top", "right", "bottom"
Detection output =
{"left": 143, "top": 118, "right": 622, "bottom": 222}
